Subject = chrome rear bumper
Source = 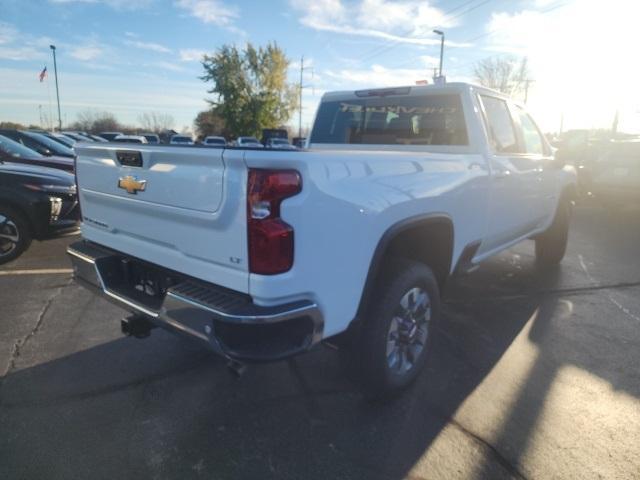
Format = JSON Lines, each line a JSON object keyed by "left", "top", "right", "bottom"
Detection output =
{"left": 67, "top": 240, "right": 323, "bottom": 361}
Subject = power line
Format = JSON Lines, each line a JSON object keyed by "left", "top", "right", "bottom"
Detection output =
{"left": 391, "top": 0, "right": 570, "bottom": 72}
{"left": 357, "top": 0, "right": 495, "bottom": 64}
{"left": 355, "top": 0, "right": 480, "bottom": 62}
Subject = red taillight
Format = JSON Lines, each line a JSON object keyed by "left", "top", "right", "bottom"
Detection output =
{"left": 247, "top": 169, "right": 301, "bottom": 275}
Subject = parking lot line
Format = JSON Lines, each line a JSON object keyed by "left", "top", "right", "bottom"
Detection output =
{"left": 0, "top": 268, "right": 74, "bottom": 276}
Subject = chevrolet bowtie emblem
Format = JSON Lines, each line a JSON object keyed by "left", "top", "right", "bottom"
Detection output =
{"left": 118, "top": 176, "right": 147, "bottom": 194}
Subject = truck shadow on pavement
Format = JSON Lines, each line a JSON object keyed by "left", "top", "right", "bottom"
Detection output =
{"left": 1, "top": 233, "right": 639, "bottom": 479}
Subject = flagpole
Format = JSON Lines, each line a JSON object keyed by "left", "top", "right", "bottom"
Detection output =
{"left": 50, "top": 45, "right": 62, "bottom": 131}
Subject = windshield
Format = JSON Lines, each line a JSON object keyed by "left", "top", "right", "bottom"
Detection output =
{"left": 143, "top": 135, "right": 159, "bottom": 142}
{"left": 311, "top": 93, "right": 468, "bottom": 146}
{"left": 271, "top": 139, "right": 288, "bottom": 145}
{"left": 49, "top": 134, "right": 75, "bottom": 147}
{"left": 0, "top": 134, "right": 43, "bottom": 158}
{"left": 206, "top": 138, "right": 225, "bottom": 144}
{"left": 241, "top": 137, "right": 259, "bottom": 143}
{"left": 23, "top": 131, "right": 74, "bottom": 156}
{"left": 173, "top": 136, "right": 191, "bottom": 142}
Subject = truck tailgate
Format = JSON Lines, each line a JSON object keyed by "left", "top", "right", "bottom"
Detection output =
{"left": 75, "top": 145, "right": 249, "bottom": 293}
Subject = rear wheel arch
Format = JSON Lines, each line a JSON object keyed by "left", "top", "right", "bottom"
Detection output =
{"left": 356, "top": 214, "right": 454, "bottom": 321}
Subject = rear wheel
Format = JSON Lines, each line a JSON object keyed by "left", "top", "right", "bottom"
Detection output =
{"left": 535, "top": 197, "right": 571, "bottom": 267}
{"left": 353, "top": 259, "right": 440, "bottom": 397}
{"left": 0, "top": 206, "right": 31, "bottom": 265}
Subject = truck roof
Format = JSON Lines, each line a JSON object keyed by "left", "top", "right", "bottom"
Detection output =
{"left": 320, "top": 82, "right": 508, "bottom": 102}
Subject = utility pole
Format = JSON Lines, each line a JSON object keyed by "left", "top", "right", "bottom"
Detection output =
{"left": 38, "top": 105, "right": 43, "bottom": 128}
{"left": 50, "top": 45, "right": 62, "bottom": 131}
{"left": 433, "top": 30, "right": 445, "bottom": 78}
{"left": 298, "top": 56, "right": 313, "bottom": 139}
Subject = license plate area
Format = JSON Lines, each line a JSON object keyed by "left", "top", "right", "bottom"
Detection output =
{"left": 97, "top": 256, "right": 181, "bottom": 311}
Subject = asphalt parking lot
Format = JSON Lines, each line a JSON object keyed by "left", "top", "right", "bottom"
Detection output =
{"left": 1, "top": 202, "right": 639, "bottom": 480}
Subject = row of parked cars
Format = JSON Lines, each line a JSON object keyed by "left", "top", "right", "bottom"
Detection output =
{"left": 67, "top": 130, "right": 303, "bottom": 149}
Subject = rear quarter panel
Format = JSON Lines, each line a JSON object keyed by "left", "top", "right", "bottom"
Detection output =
{"left": 244, "top": 148, "right": 491, "bottom": 337}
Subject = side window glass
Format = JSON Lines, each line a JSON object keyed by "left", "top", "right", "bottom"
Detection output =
{"left": 480, "top": 95, "right": 518, "bottom": 153}
{"left": 517, "top": 108, "right": 545, "bottom": 155}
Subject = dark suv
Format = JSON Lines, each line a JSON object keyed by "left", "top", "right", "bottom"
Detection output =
{"left": 0, "top": 161, "right": 80, "bottom": 264}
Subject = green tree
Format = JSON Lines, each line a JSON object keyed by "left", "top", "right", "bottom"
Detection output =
{"left": 201, "top": 42, "right": 299, "bottom": 138}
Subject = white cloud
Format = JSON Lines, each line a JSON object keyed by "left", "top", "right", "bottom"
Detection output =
{"left": 0, "top": 22, "right": 51, "bottom": 61}
{"left": 480, "top": 0, "right": 640, "bottom": 130}
{"left": 324, "top": 63, "right": 437, "bottom": 88}
{"left": 70, "top": 45, "right": 102, "bottom": 61}
{"left": 174, "top": 0, "right": 242, "bottom": 32}
{"left": 124, "top": 39, "right": 172, "bottom": 53}
{"left": 179, "top": 48, "right": 206, "bottom": 62}
{"left": 49, "top": 0, "right": 153, "bottom": 9}
{"left": 0, "top": 46, "right": 47, "bottom": 61}
{"left": 150, "top": 61, "right": 187, "bottom": 72}
{"left": 289, "top": 0, "right": 462, "bottom": 46}
{"left": 0, "top": 22, "right": 18, "bottom": 45}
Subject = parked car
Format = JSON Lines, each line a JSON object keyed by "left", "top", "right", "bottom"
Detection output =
{"left": 0, "top": 129, "right": 75, "bottom": 158}
{"left": 42, "top": 132, "right": 76, "bottom": 148}
{"left": 87, "top": 134, "right": 109, "bottom": 142}
{"left": 0, "top": 135, "right": 74, "bottom": 172}
{"left": 202, "top": 136, "right": 227, "bottom": 147}
{"left": 61, "top": 131, "right": 94, "bottom": 142}
{"left": 68, "top": 82, "right": 576, "bottom": 396}
{"left": 235, "top": 136, "right": 263, "bottom": 148}
{"left": 97, "top": 132, "right": 124, "bottom": 141}
{"left": 169, "top": 135, "right": 194, "bottom": 145}
{"left": 266, "top": 138, "right": 297, "bottom": 150}
{"left": 577, "top": 139, "right": 640, "bottom": 210}
{"left": 261, "top": 128, "right": 288, "bottom": 146}
{"left": 292, "top": 137, "right": 307, "bottom": 148}
{"left": 112, "top": 135, "right": 148, "bottom": 144}
{"left": 0, "top": 161, "right": 79, "bottom": 264}
{"left": 140, "top": 133, "right": 160, "bottom": 144}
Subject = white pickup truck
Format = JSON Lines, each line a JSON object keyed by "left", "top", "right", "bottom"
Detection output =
{"left": 68, "top": 83, "right": 576, "bottom": 395}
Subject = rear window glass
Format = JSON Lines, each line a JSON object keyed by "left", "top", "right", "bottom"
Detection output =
{"left": 310, "top": 94, "right": 468, "bottom": 145}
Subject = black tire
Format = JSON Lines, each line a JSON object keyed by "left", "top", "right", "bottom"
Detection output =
{"left": 0, "top": 206, "right": 32, "bottom": 265}
{"left": 352, "top": 259, "right": 440, "bottom": 397}
{"left": 535, "top": 197, "right": 571, "bottom": 267}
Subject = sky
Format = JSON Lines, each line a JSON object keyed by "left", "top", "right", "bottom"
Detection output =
{"left": 1, "top": 0, "right": 639, "bottom": 134}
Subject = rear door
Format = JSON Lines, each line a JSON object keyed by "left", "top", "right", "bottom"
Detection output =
{"left": 75, "top": 144, "right": 249, "bottom": 293}
{"left": 477, "top": 94, "right": 542, "bottom": 254}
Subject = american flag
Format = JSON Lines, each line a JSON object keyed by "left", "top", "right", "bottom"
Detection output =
{"left": 39, "top": 66, "right": 47, "bottom": 82}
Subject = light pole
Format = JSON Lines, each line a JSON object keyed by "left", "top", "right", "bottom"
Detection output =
{"left": 433, "top": 30, "right": 444, "bottom": 78}
{"left": 50, "top": 45, "right": 62, "bottom": 131}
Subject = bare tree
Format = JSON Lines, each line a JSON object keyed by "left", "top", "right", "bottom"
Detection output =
{"left": 474, "top": 55, "right": 531, "bottom": 96}
{"left": 138, "top": 112, "right": 175, "bottom": 133}
{"left": 69, "top": 110, "right": 121, "bottom": 133}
